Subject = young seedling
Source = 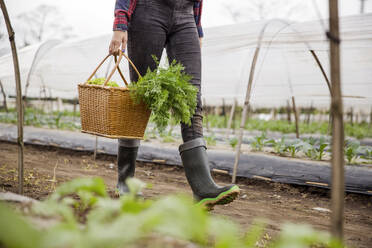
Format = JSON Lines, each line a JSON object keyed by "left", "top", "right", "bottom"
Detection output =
{"left": 300, "top": 141, "right": 316, "bottom": 160}
{"left": 229, "top": 137, "right": 238, "bottom": 148}
{"left": 251, "top": 132, "right": 268, "bottom": 151}
{"left": 344, "top": 140, "right": 361, "bottom": 164}
{"left": 316, "top": 143, "right": 328, "bottom": 161}
{"left": 205, "top": 134, "right": 217, "bottom": 146}
{"left": 266, "top": 138, "right": 287, "bottom": 155}
{"left": 286, "top": 141, "right": 301, "bottom": 158}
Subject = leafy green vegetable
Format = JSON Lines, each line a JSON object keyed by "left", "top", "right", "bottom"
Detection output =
{"left": 87, "top": 77, "right": 120, "bottom": 88}
{"left": 229, "top": 137, "right": 238, "bottom": 148}
{"left": 316, "top": 143, "right": 329, "bottom": 160}
{"left": 267, "top": 138, "right": 287, "bottom": 155}
{"left": 251, "top": 132, "right": 268, "bottom": 151}
{"left": 301, "top": 141, "right": 317, "bottom": 160}
{"left": 0, "top": 177, "right": 344, "bottom": 248}
{"left": 205, "top": 135, "right": 217, "bottom": 146}
{"left": 286, "top": 141, "right": 301, "bottom": 158}
{"left": 129, "top": 57, "right": 198, "bottom": 132}
{"left": 344, "top": 140, "right": 361, "bottom": 164}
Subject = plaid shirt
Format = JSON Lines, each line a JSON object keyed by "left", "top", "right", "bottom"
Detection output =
{"left": 113, "top": 0, "right": 204, "bottom": 37}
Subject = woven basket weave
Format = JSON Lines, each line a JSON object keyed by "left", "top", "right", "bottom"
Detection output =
{"left": 78, "top": 52, "right": 151, "bottom": 139}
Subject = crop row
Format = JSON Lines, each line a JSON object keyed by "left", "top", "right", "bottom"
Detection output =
{"left": 228, "top": 133, "right": 372, "bottom": 164}
{"left": 0, "top": 177, "right": 343, "bottom": 248}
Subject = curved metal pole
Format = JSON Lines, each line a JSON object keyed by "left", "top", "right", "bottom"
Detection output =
{"left": 310, "top": 50, "right": 332, "bottom": 96}
{"left": 231, "top": 18, "right": 334, "bottom": 183}
{"left": 24, "top": 40, "right": 61, "bottom": 98}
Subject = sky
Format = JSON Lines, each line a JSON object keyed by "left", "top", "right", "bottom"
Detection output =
{"left": 3, "top": 0, "right": 372, "bottom": 39}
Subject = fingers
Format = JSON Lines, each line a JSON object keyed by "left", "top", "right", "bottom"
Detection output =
{"left": 109, "top": 40, "right": 121, "bottom": 55}
{"left": 109, "top": 31, "right": 128, "bottom": 55}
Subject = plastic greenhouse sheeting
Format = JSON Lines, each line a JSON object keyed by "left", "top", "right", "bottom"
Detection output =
{"left": 0, "top": 14, "right": 371, "bottom": 111}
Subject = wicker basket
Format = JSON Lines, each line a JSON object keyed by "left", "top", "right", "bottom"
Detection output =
{"left": 78, "top": 51, "right": 151, "bottom": 139}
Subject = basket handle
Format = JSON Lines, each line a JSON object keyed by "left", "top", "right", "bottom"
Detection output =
{"left": 86, "top": 50, "right": 141, "bottom": 87}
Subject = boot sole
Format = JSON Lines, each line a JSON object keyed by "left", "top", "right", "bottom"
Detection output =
{"left": 197, "top": 185, "right": 240, "bottom": 210}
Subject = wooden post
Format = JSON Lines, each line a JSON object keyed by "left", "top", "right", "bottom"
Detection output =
{"left": 286, "top": 100, "right": 292, "bottom": 123}
{"left": 0, "top": 79, "right": 8, "bottom": 112}
{"left": 292, "top": 96, "right": 300, "bottom": 138}
{"left": 1, "top": 0, "right": 24, "bottom": 194}
{"left": 329, "top": 0, "right": 345, "bottom": 241}
{"left": 222, "top": 98, "right": 227, "bottom": 128}
{"left": 73, "top": 99, "right": 77, "bottom": 122}
{"left": 226, "top": 98, "right": 237, "bottom": 137}
{"left": 273, "top": 108, "right": 277, "bottom": 121}
{"left": 232, "top": 47, "right": 260, "bottom": 184}
{"left": 349, "top": 107, "right": 354, "bottom": 125}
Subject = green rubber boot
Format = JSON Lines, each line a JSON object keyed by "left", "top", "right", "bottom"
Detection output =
{"left": 179, "top": 138, "right": 240, "bottom": 209}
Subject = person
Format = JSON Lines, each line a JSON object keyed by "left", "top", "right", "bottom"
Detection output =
{"left": 109, "top": 0, "right": 240, "bottom": 208}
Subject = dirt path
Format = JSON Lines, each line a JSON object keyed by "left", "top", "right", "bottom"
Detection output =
{"left": 0, "top": 141, "right": 371, "bottom": 247}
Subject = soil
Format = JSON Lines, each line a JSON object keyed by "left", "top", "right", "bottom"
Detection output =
{"left": 0, "top": 141, "right": 371, "bottom": 248}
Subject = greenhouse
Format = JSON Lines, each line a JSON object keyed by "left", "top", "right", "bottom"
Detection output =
{"left": 0, "top": 0, "right": 372, "bottom": 247}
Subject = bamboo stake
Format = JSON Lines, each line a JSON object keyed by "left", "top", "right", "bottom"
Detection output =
{"left": 286, "top": 100, "right": 292, "bottom": 123}
{"left": 329, "top": 0, "right": 345, "bottom": 241}
{"left": 222, "top": 98, "right": 227, "bottom": 128}
{"left": 349, "top": 107, "right": 354, "bottom": 125}
{"left": 226, "top": 98, "right": 237, "bottom": 137}
{"left": 1, "top": 0, "right": 24, "bottom": 194}
{"left": 73, "top": 99, "right": 77, "bottom": 122}
{"left": 291, "top": 96, "right": 300, "bottom": 139}
{"left": 232, "top": 47, "right": 260, "bottom": 184}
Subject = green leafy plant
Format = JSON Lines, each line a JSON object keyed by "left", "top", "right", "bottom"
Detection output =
{"left": 360, "top": 147, "right": 372, "bottom": 161}
{"left": 205, "top": 135, "right": 217, "bottom": 146}
{"left": 251, "top": 132, "right": 268, "bottom": 151}
{"left": 129, "top": 57, "right": 198, "bottom": 132}
{"left": 316, "top": 143, "right": 329, "bottom": 161}
{"left": 229, "top": 137, "right": 238, "bottom": 148}
{"left": 301, "top": 141, "right": 316, "bottom": 160}
{"left": 286, "top": 141, "right": 301, "bottom": 158}
{"left": 87, "top": 77, "right": 119, "bottom": 87}
{"left": 267, "top": 138, "right": 287, "bottom": 155}
{"left": 0, "top": 177, "right": 344, "bottom": 248}
{"left": 344, "top": 140, "right": 360, "bottom": 164}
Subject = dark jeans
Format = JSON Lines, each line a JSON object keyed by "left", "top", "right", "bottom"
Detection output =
{"left": 119, "top": 0, "right": 203, "bottom": 146}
